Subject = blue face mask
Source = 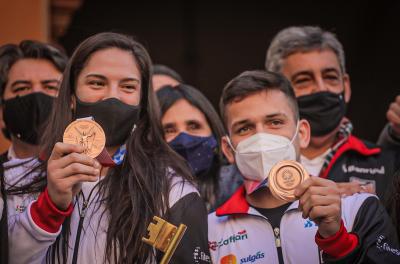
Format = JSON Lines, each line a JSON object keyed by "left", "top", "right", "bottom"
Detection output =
{"left": 169, "top": 132, "right": 218, "bottom": 175}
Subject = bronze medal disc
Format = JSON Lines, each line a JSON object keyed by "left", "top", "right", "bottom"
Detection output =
{"left": 269, "top": 160, "right": 309, "bottom": 202}
{"left": 63, "top": 119, "right": 106, "bottom": 158}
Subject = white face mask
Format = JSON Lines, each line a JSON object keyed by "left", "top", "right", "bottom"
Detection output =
{"left": 227, "top": 124, "right": 298, "bottom": 194}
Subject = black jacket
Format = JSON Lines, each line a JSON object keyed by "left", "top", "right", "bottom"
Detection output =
{"left": 324, "top": 196, "right": 400, "bottom": 263}
{"left": 320, "top": 135, "right": 400, "bottom": 202}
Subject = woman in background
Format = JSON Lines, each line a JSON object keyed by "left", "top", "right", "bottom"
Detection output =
{"left": 157, "top": 84, "right": 242, "bottom": 211}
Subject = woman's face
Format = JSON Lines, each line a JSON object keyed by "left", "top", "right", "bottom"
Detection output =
{"left": 162, "top": 98, "right": 212, "bottom": 142}
{"left": 75, "top": 47, "right": 141, "bottom": 106}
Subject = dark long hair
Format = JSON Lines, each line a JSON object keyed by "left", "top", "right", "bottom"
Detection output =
{"left": 39, "top": 32, "right": 192, "bottom": 263}
{"left": 156, "top": 84, "right": 225, "bottom": 208}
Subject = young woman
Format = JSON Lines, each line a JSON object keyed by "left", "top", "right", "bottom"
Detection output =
{"left": 156, "top": 84, "right": 242, "bottom": 211}
{"left": 6, "top": 32, "right": 210, "bottom": 264}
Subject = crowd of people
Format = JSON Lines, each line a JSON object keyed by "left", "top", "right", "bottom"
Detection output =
{"left": 0, "top": 26, "right": 399, "bottom": 264}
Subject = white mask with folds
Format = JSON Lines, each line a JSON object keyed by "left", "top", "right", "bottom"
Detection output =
{"left": 227, "top": 124, "right": 298, "bottom": 194}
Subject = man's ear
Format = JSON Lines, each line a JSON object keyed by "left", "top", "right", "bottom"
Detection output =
{"left": 221, "top": 136, "right": 235, "bottom": 164}
{"left": 343, "top": 73, "right": 351, "bottom": 103}
{"left": 298, "top": 119, "right": 311, "bottom": 150}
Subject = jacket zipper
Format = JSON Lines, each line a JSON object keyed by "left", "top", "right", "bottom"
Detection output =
{"left": 274, "top": 226, "right": 284, "bottom": 264}
{"left": 72, "top": 200, "right": 88, "bottom": 264}
{"left": 274, "top": 227, "right": 281, "bottom": 247}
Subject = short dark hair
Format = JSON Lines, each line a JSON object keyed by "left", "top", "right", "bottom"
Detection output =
{"left": 153, "top": 64, "right": 183, "bottom": 83}
{"left": 220, "top": 70, "right": 299, "bottom": 127}
{"left": 0, "top": 40, "right": 68, "bottom": 97}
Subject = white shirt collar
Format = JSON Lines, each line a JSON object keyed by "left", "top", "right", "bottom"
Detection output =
{"left": 300, "top": 148, "right": 332, "bottom": 177}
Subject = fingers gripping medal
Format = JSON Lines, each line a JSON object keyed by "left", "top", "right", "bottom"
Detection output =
{"left": 269, "top": 160, "right": 309, "bottom": 202}
{"left": 63, "top": 118, "right": 115, "bottom": 166}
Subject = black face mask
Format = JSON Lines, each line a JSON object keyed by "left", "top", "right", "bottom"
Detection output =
{"left": 75, "top": 97, "right": 140, "bottom": 147}
{"left": 297, "top": 91, "right": 346, "bottom": 137}
{"left": 3, "top": 93, "right": 55, "bottom": 145}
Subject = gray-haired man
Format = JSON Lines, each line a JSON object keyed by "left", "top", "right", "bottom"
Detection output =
{"left": 265, "top": 26, "right": 400, "bottom": 203}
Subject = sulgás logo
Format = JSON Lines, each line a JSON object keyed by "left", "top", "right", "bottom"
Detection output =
{"left": 209, "top": 230, "right": 248, "bottom": 251}
{"left": 240, "top": 251, "right": 265, "bottom": 263}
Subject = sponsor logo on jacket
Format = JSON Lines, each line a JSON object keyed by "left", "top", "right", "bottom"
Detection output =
{"left": 193, "top": 246, "right": 211, "bottom": 263}
{"left": 304, "top": 219, "right": 317, "bottom": 228}
{"left": 240, "top": 251, "right": 265, "bottom": 263}
{"left": 209, "top": 230, "right": 248, "bottom": 251}
{"left": 376, "top": 235, "right": 400, "bottom": 256}
{"left": 342, "top": 164, "right": 385, "bottom": 175}
{"left": 221, "top": 254, "right": 237, "bottom": 264}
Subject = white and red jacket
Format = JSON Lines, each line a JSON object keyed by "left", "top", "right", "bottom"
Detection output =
{"left": 208, "top": 186, "right": 400, "bottom": 264}
{"left": 1, "top": 161, "right": 211, "bottom": 264}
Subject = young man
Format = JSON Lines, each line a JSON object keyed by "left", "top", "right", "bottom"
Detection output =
{"left": 0, "top": 40, "right": 67, "bottom": 262}
{"left": 208, "top": 70, "right": 399, "bottom": 263}
{"left": 265, "top": 26, "right": 400, "bottom": 200}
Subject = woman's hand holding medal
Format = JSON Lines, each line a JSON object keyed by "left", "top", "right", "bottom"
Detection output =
{"left": 47, "top": 119, "right": 105, "bottom": 210}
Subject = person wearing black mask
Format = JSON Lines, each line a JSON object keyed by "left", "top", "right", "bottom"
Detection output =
{"left": 265, "top": 26, "right": 400, "bottom": 202}
{"left": 157, "top": 84, "right": 242, "bottom": 211}
{"left": 0, "top": 40, "right": 67, "bottom": 263}
{"left": 0, "top": 40, "right": 67, "bottom": 158}
{"left": 6, "top": 33, "right": 210, "bottom": 264}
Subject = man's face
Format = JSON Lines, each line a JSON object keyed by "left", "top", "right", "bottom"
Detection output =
{"left": 221, "top": 90, "right": 310, "bottom": 164}
{"left": 280, "top": 49, "right": 351, "bottom": 102}
{"left": 1, "top": 58, "right": 62, "bottom": 131}
{"left": 3, "top": 58, "right": 62, "bottom": 100}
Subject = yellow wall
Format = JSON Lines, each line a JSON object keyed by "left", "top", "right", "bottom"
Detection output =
{"left": 0, "top": 0, "right": 49, "bottom": 153}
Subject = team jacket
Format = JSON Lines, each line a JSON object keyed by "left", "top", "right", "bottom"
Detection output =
{"left": 0, "top": 160, "right": 211, "bottom": 264}
{"left": 208, "top": 186, "right": 400, "bottom": 264}
{"left": 320, "top": 135, "right": 400, "bottom": 201}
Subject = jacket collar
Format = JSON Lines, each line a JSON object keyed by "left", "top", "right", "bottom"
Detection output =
{"left": 320, "top": 135, "right": 381, "bottom": 178}
{"left": 216, "top": 185, "right": 298, "bottom": 217}
{"left": 341, "top": 135, "right": 381, "bottom": 156}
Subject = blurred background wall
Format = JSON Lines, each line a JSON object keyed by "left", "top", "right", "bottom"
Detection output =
{"left": 0, "top": 0, "right": 51, "bottom": 153}
{"left": 0, "top": 0, "right": 399, "bottom": 153}
{"left": 0, "top": 0, "right": 82, "bottom": 153}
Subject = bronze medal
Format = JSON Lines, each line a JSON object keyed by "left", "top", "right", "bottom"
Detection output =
{"left": 63, "top": 119, "right": 106, "bottom": 158}
{"left": 269, "top": 160, "right": 309, "bottom": 202}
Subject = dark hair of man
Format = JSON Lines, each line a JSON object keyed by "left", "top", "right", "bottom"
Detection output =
{"left": 219, "top": 70, "right": 299, "bottom": 129}
{"left": 0, "top": 40, "right": 67, "bottom": 97}
{"left": 156, "top": 84, "right": 226, "bottom": 206}
{"left": 6, "top": 33, "right": 192, "bottom": 263}
{"left": 153, "top": 64, "right": 184, "bottom": 83}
